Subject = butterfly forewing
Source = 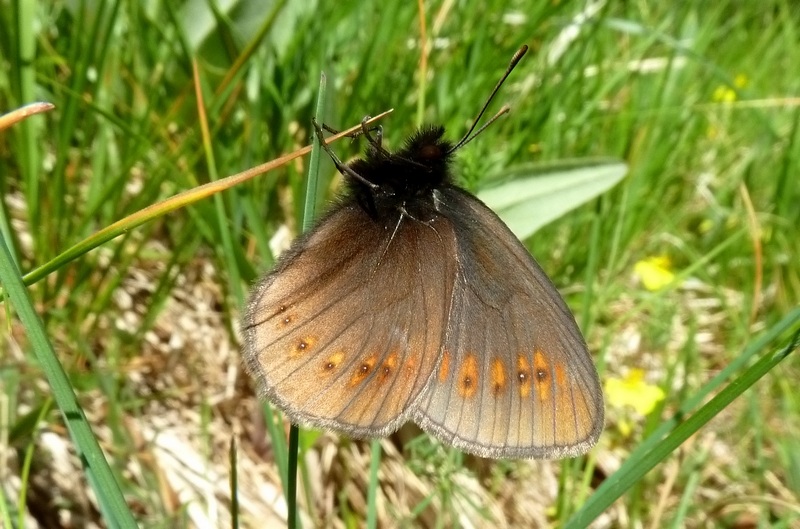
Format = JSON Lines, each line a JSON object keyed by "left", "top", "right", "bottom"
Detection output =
{"left": 413, "top": 188, "right": 603, "bottom": 459}
{"left": 243, "top": 204, "right": 458, "bottom": 437}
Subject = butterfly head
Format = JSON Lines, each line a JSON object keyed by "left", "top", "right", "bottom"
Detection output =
{"left": 346, "top": 125, "right": 456, "bottom": 220}
{"left": 397, "top": 125, "right": 455, "bottom": 172}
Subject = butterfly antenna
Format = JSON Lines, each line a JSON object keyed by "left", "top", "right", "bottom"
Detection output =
{"left": 448, "top": 45, "right": 528, "bottom": 154}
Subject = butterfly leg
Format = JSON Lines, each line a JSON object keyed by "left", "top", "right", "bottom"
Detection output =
{"left": 318, "top": 122, "right": 365, "bottom": 142}
{"left": 311, "top": 118, "right": 379, "bottom": 190}
{"left": 359, "top": 115, "right": 390, "bottom": 158}
{"left": 319, "top": 122, "right": 342, "bottom": 135}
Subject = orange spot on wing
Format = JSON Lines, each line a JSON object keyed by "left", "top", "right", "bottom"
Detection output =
{"left": 439, "top": 350, "right": 451, "bottom": 382}
{"left": 322, "top": 351, "right": 345, "bottom": 373}
{"left": 458, "top": 354, "right": 479, "bottom": 398}
{"left": 405, "top": 356, "right": 417, "bottom": 377}
{"left": 533, "top": 349, "right": 551, "bottom": 401}
{"left": 378, "top": 352, "right": 399, "bottom": 383}
{"left": 554, "top": 362, "right": 567, "bottom": 387}
{"left": 533, "top": 349, "right": 548, "bottom": 375}
{"left": 291, "top": 336, "right": 317, "bottom": 357}
{"left": 517, "top": 354, "right": 532, "bottom": 397}
{"left": 491, "top": 358, "right": 506, "bottom": 395}
{"left": 536, "top": 381, "right": 551, "bottom": 401}
{"left": 349, "top": 354, "right": 378, "bottom": 387}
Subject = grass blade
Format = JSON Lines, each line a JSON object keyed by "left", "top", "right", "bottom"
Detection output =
{"left": 566, "top": 312, "right": 800, "bottom": 527}
{"left": 0, "top": 235, "right": 136, "bottom": 528}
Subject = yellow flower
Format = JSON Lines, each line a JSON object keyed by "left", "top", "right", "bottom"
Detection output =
{"left": 617, "top": 418, "right": 633, "bottom": 438}
{"left": 605, "top": 369, "right": 665, "bottom": 416}
{"left": 712, "top": 86, "right": 736, "bottom": 103}
{"left": 634, "top": 256, "right": 675, "bottom": 291}
{"left": 711, "top": 74, "right": 746, "bottom": 103}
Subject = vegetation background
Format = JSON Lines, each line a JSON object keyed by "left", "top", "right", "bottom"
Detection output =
{"left": 1, "top": 0, "right": 798, "bottom": 527}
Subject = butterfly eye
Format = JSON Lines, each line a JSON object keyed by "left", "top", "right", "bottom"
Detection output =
{"left": 418, "top": 144, "right": 444, "bottom": 161}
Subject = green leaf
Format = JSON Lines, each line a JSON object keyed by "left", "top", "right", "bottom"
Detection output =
{"left": 478, "top": 159, "right": 628, "bottom": 239}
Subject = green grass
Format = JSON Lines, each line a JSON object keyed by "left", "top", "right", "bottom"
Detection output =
{"left": 1, "top": 1, "right": 799, "bottom": 527}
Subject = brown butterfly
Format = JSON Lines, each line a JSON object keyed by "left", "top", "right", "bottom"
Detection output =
{"left": 241, "top": 46, "right": 603, "bottom": 459}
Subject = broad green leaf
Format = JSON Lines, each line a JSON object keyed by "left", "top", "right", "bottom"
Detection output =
{"left": 478, "top": 159, "right": 628, "bottom": 240}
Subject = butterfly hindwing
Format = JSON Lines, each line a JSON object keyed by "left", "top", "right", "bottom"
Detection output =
{"left": 413, "top": 187, "right": 603, "bottom": 458}
{"left": 242, "top": 202, "right": 458, "bottom": 437}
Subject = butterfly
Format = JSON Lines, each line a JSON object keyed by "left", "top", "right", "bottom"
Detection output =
{"left": 241, "top": 46, "right": 603, "bottom": 459}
